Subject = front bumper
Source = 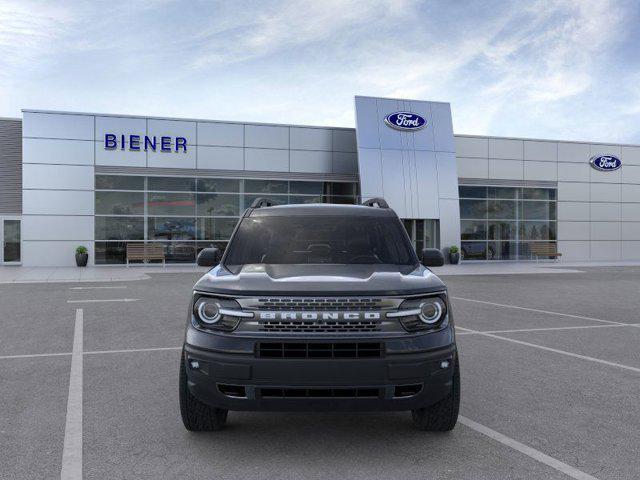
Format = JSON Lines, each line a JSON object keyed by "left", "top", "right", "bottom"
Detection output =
{"left": 183, "top": 325, "right": 456, "bottom": 412}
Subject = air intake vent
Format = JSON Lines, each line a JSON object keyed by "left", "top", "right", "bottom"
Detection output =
{"left": 256, "top": 298, "right": 383, "bottom": 311}
{"left": 259, "top": 319, "right": 381, "bottom": 333}
{"left": 260, "top": 387, "right": 380, "bottom": 398}
{"left": 257, "top": 342, "right": 383, "bottom": 359}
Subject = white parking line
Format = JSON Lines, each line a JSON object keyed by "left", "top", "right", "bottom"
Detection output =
{"left": 84, "top": 346, "right": 181, "bottom": 355}
{"left": 66, "top": 298, "right": 139, "bottom": 303}
{"left": 61, "top": 308, "right": 83, "bottom": 480}
{"left": 459, "top": 415, "right": 599, "bottom": 480}
{"left": 69, "top": 286, "right": 127, "bottom": 290}
{"left": 0, "top": 352, "right": 72, "bottom": 360}
{"left": 456, "top": 323, "right": 635, "bottom": 335}
{"left": 451, "top": 297, "right": 624, "bottom": 325}
{"left": 460, "top": 326, "right": 640, "bottom": 373}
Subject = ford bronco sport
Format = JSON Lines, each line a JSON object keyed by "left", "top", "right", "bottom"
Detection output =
{"left": 179, "top": 198, "right": 459, "bottom": 431}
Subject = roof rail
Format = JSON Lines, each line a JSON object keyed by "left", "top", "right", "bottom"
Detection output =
{"left": 249, "top": 197, "right": 276, "bottom": 209}
{"left": 361, "top": 197, "right": 389, "bottom": 208}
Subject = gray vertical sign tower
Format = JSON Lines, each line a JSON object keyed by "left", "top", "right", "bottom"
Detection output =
{"left": 354, "top": 96, "right": 460, "bottom": 253}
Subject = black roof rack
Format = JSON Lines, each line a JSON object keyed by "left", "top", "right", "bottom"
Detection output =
{"left": 361, "top": 197, "right": 389, "bottom": 208}
{"left": 249, "top": 197, "right": 277, "bottom": 209}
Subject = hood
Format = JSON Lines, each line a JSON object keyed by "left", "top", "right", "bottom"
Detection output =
{"left": 193, "top": 264, "right": 446, "bottom": 296}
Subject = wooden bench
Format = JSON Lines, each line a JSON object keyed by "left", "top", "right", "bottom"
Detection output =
{"left": 126, "top": 243, "right": 165, "bottom": 266}
{"left": 529, "top": 243, "right": 562, "bottom": 262}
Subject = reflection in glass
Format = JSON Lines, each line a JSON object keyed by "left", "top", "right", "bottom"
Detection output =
{"left": 520, "top": 201, "right": 556, "bottom": 220}
{"left": 96, "top": 192, "right": 144, "bottom": 215}
{"left": 460, "top": 199, "right": 488, "bottom": 219}
{"left": 3, "top": 220, "right": 20, "bottom": 262}
{"left": 148, "top": 217, "right": 196, "bottom": 240}
{"left": 289, "top": 195, "right": 322, "bottom": 204}
{"left": 95, "top": 242, "right": 127, "bottom": 264}
{"left": 487, "top": 187, "right": 517, "bottom": 199}
{"left": 488, "top": 200, "right": 516, "bottom": 219}
{"left": 147, "top": 176, "right": 195, "bottom": 192}
{"left": 488, "top": 221, "right": 516, "bottom": 240}
{"left": 197, "top": 217, "right": 239, "bottom": 240}
{"left": 197, "top": 178, "right": 240, "bottom": 193}
{"left": 147, "top": 193, "right": 196, "bottom": 216}
{"left": 95, "top": 217, "right": 144, "bottom": 240}
{"left": 461, "top": 242, "right": 487, "bottom": 260}
{"left": 244, "top": 179, "right": 288, "bottom": 194}
{"left": 290, "top": 181, "right": 323, "bottom": 195}
{"left": 488, "top": 241, "right": 517, "bottom": 260}
{"left": 196, "top": 194, "right": 240, "bottom": 216}
{"left": 461, "top": 220, "right": 486, "bottom": 240}
{"left": 458, "top": 186, "right": 487, "bottom": 198}
{"left": 95, "top": 175, "right": 144, "bottom": 190}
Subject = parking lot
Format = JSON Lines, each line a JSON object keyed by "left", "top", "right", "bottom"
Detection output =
{"left": 1, "top": 266, "right": 639, "bottom": 479}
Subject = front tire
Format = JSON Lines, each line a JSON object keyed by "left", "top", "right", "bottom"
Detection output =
{"left": 179, "top": 354, "right": 228, "bottom": 431}
{"left": 411, "top": 357, "right": 460, "bottom": 431}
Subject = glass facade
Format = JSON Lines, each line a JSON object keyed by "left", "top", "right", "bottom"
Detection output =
{"left": 94, "top": 175, "right": 359, "bottom": 264}
{"left": 459, "top": 186, "right": 557, "bottom": 260}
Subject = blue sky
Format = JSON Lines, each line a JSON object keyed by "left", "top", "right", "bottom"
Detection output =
{"left": 1, "top": 0, "right": 639, "bottom": 142}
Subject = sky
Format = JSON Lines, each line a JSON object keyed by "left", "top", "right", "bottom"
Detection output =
{"left": 1, "top": 0, "right": 639, "bottom": 143}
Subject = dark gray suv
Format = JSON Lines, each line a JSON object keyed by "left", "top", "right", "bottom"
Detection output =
{"left": 179, "top": 198, "right": 459, "bottom": 431}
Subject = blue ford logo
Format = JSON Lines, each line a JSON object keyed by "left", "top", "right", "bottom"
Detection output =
{"left": 590, "top": 155, "right": 621, "bottom": 171}
{"left": 384, "top": 112, "right": 427, "bottom": 131}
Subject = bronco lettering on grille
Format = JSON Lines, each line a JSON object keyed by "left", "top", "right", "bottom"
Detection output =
{"left": 258, "top": 312, "right": 381, "bottom": 321}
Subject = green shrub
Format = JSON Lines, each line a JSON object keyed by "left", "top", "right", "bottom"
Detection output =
{"left": 76, "top": 246, "right": 88, "bottom": 255}
{"left": 449, "top": 246, "right": 459, "bottom": 254}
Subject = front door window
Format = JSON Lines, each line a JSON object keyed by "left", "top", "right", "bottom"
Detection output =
{"left": 3, "top": 220, "right": 20, "bottom": 263}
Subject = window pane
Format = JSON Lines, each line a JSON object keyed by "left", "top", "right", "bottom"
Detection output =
{"left": 147, "top": 193, "right": 195, "bottom": 215}
{"left": 95, "top": 175, "right": 144, "bottom": 190}
{"left": 96, "top": 191, "right": 144, "bottom": 215}
{"left": 161, "top": 242, "right": 197, "bottom": 263}
{"left": 3, "top": 220, "right": 20, "bottom": 262}
{"left": 488, "top": 200, "right": 516, "bottom": 219}
{"left": 148, "top": 217, "right": 196, "bottom": 240}
{"left": 458, "top": 186, "right": 487, "bottom": 198}
{"left": 522, "top": 188, "right": 556, "bottom": 200}
{"left": 461, "top": 241, "right": 487, "bottom": 260}
{"left": 95, "top": 217, "right": 144, "bottom": 240}
{"left": 323, "top": 195, "right": 356, "bottom": 205}
{"left": 487, "top": 187, "right": 518, "bottom": 199}
{"left": 520, "top": 221, "right": 556, "bottom": 240}
{"left": 330, "top": 182, "right": 357, "bottom": 196}
{"left": 520, "top": 201, "right": 556, "bottom": 220}
{"left": 289, "top": 195, "right": 322, "bottom": 204}
{"left": 488, "top": 241, "right": 517, "bottom": 260}
{"left": 290, "top": 181, "right": 323, "bottom": 195}
{"left": 460, "top": 199, "right": 487, "bottom": 219}
{"left": 197, "top": 178, "right": 240, "bottom": 193}
{"left": 244, "top": 179, "right": 288, "bottom": 194}
{"left": 197, "top": 241, "right": 228, "bottom": 256}
{"left": 242, "top": 194, "right": 287, "bottom": 209}
{"left": 94, "top": 241, "right": 127, "bottom": 264}
{"left": 461, "top": 220, "right": 486, "bottom": 240}
{"left": 196, "top": 193, "right": 240, "bottom": 216}
{"left": 197, "top": 217, "right": 238, "bottom": 240}
{"left": 488, "top": 221, "right": 517, "bottom": 240}
{"left": 147, "top": 176, "right": 195, "bottom": 192}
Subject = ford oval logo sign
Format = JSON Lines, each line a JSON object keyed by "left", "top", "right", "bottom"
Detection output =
{"left": 590, "top": 155, "right": 622, "bottom": 172}
{"left": 384, "top": 112, "right": 427, "bottom": 131}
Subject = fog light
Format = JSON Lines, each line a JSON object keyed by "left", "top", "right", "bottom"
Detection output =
{"left": 189, "top": 360, "right": 200, "bottom": 370}
{"left": 440, "top": 360, "right": 450, "bottom": 369}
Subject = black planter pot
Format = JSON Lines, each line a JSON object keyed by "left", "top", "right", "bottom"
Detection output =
{"left": 75, "top": 253, "right": 88, "bottom": 267}
{"left": 449, "top": 252, "right": 460, "bottom": 264}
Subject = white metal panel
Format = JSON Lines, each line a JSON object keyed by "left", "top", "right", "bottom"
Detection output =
{"left": 332, "top": 152, "right": 358, "bottom": 174}
{"left": 245, "top": 125, "right": 289, "bottom": 149}
{"left": 23, "top": 190, "right": 94, "bottom": 215}
{"left": 23, "top": 164, "right": 94, "bottom": 190}
{"left": 22, "top": 240, "right": 94, "bottom": 267}
{"left": 454, "top": 136, "right": 488, "bottom": 158}
{"left": 430, "top": 103, "right": 454, "bottom": 153}
{"left": 524, "top": 141, "right": 557, "bottom": 161}
{"left": 557, "top": 221, "right": 589, "bottom": 240}
{"left": 147, "top": 119, "right": 196, "bottom": 142}
{"left": 622, "top": 223, "right": 640, "bottom": 240}
{"left": 556, "top": 241, "right": 590, "bottom": 261}
{"left": 436, "top": 152, "right": 459, "bottom": 199}
{"left": 557, "top": 142, "right": 590, "bottom": 163}
{"left": 590, "top": 166, "right": 621, "bottom": 183}
{"left": 622, "top": 241, "right": 640, "bottom": 259}
{"left": 590, "top": 240, "right": 621, "bottom": 260}
{"left": 558, "top": 182, "right": 589, "bottom": 201}
{"left": 23, "top": 138, "right": 94, "bottom": 166}
{"left": 23, "top": 112, "right": 94, "bottom": 140}
{"left": 590, "top": 222, "right": 620, "bottom": 240}
{"left": 590, "top": 144, "right": 621, "bottom": 157}
{"left": 147, "top": 148, "right": 196, "bottom": 169}
{"left": 197, "top": 122, "right": 243, "bottom": 147}
{"left": 590, "top": 203, "right": 621, "bottom": 222}
{"left": 354, "top": 97, "right": 380, "bottom": 149}
{"left": 622, "top": 203, "right": 640, "bottom": 221}
{"left": 414, "top": 150, "right": 439, "bottom": 219}
{"left": 488, "top": 138, "right": 523, "bottom": 160}
{"left": 376, "top": 98, "right": 403, "bottom": 150}
{"left": 488, "top": 159, "right": 523, "bottom": 180}
{"left": 558, "top": 162, "right": 590, "bottom": 182}
{"left": 622, "top": 165, "right": 640, "bottom": 183}
{"left": 95, "top": 143, "right": 147, "bottom": 167}
{"left": 290, "top": 150, "right": 332, "bottom": 173}
{"left": 357, "top": 148, "right": 383, "bottom": 199}
{"left": 22, "top": 215, "right": 93, "bottom": 241}
{"left": 244, "top": 148, "right": 289, "bottom": 172}
{"left": 95, "top": 116, "right": 146, "bottom": 143}
{"left": 407, "top": 100, "right": 435, "bottom": 152}
{"left": 590, "top": 183, "right": 620, "bottom": 202}
{"left": 197, "top": 146, "right": 243, "bottom": 170}
{"left": 290, "top": 128, "right": 332, "bottom": 151}
{"left": 332, "top": 130, "right": 357, "bottom": 152}
{"left": 620, "top": 146, "right": 640, "bottom": 166}
{"left": 456, "top": 157, "right": 488, "bottom": 178}
{"left": 523, "top": 161, "right": 557, "bottom": 181}
{"left": 439, "top": 198, "right": 461, "bottom": 249}
{"left": 622, "top": 184, "right": 640, "bottom": 203}
{"left": 380, "top": 149, "right": 408, "bottom": 217}
{"left": 557, "top": 202, "right": 590, "bottom": 221}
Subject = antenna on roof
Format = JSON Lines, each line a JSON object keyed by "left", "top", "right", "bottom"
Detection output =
{"left": 361, "top": 197, "right": 389, "bottom": 208}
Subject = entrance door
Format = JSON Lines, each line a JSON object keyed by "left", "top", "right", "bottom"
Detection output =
{"left": 403, "top": 219, "right": 439, "bottom": 254}
{"left": 1, "top": 218, "right": 21, "bottom": 264}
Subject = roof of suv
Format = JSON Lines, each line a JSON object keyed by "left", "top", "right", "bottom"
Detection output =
{"left": 247, "top": 203, "right": 397, "bottom": 217}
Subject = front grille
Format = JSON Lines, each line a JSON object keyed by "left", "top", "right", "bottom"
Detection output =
{"left": 259, "top": 319, "right": 381, "bottom": 333}
{"left": 260, "top": 387, "right": 380, "bottom": 398}
{"left": 257, "top": 342, "right": 384, "bottom": 359}
{"left": 255, "top": 298, "right": 383, "bottom": 311}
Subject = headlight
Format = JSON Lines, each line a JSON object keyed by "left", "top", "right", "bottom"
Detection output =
{"left": 418, "top": 298, "right": 445, "bottom": 325}
{"left": 192, "top": 295, "right": 248, "bottom": 331}
{"left": 387, "top": 294, "right": 448, "bottom": 331}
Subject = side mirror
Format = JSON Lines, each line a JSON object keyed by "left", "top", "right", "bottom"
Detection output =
{"left": 421, "top": 248, "right": 444, "bottom": 267}
{"left": 197, "top": 247, "right": 220, "bottom": 267}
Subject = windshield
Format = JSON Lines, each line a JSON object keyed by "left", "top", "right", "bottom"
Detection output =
{"left": 223, "top": 215, "right": 418, "bottom": 273}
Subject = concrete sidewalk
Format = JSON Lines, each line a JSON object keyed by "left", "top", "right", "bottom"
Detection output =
{"left": 0, "top": 265, "right": 208, "bottom": 283}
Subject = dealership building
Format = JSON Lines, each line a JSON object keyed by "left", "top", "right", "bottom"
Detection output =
{"left": 0, "top": 95, "right": 639, "bottom": 267}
